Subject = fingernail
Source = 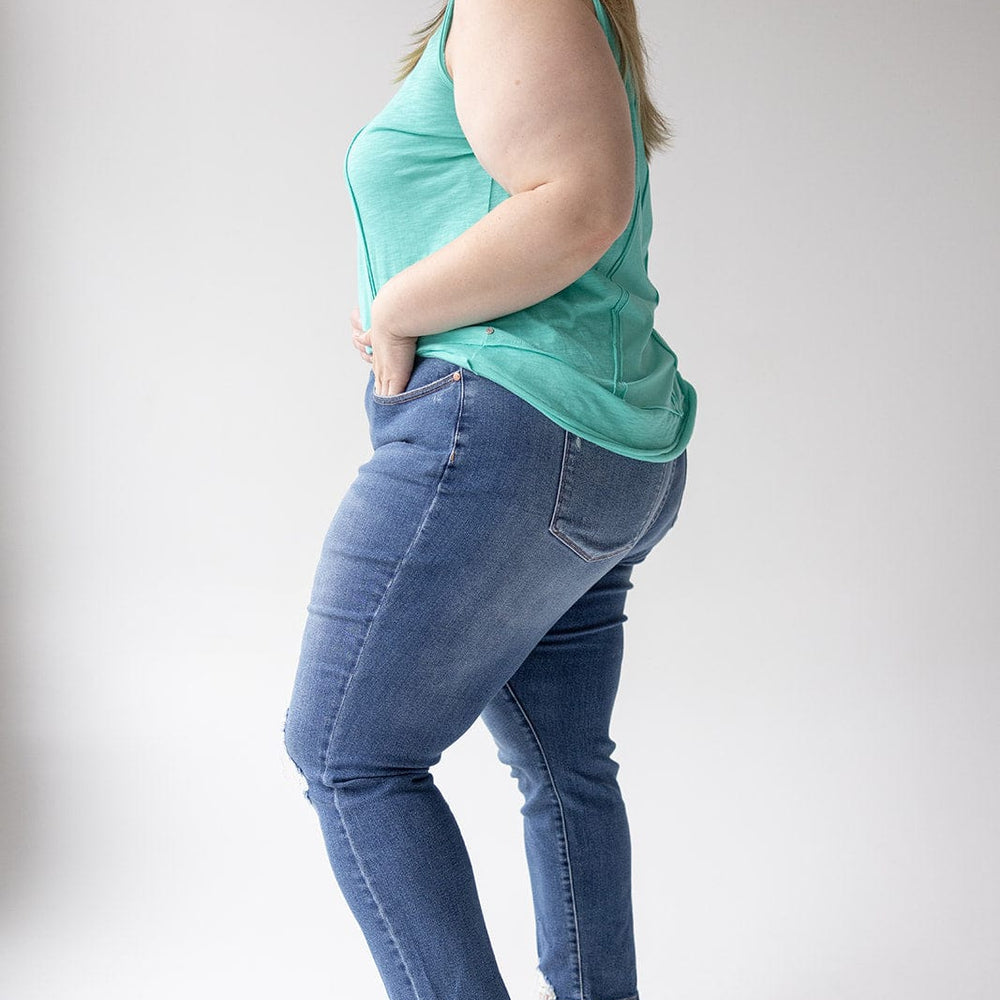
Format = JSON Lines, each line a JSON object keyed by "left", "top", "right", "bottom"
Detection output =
{"left": 365, "top": 345, "right": 373, "bottom": 355}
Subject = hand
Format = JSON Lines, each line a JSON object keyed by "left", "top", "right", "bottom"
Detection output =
{"left": 349, "top": 306, "right": 416, "bottom": 396}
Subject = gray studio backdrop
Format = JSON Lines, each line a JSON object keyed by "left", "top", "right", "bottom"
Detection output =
{"left": 1, "top": 1, "right": 998, "bottom": 998}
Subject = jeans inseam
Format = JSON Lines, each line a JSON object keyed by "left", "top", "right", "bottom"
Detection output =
{"left": 501, "top": 680, "right": 585, "bottom": 1000}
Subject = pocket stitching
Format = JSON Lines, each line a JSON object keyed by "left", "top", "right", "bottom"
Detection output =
{"left": 372, "top": 367, "right": 462, "bottom": 405}
{"left": 547, "top": 431, "right": 673, "bottom": 562}
{"left": 548, "top": 431, "right": 577, "bottom": 543}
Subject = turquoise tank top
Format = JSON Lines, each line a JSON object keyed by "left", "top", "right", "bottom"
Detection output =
{"left": 344, "top": 0, "right": 696, "bottom": 461}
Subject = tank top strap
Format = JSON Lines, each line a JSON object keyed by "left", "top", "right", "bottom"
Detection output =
{"left": 442, "top": 0, "right": 455, "bottom": 38}
{"left": 437, "top": 0, "right": 457, "bottom": 85}
{"left": 445, "top": 0, "right": 609, "bottom": 41}
{"left": 439, "top": 0, "right": 630, "bottom": 99}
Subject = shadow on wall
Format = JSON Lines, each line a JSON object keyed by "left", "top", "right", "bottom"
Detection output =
{"left": 0, "top": 550, "right": 42, "bottom": 920}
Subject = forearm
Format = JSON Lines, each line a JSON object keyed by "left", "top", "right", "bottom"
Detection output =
{"left": 370, "top": 181, "right": 625, "bottom": 340}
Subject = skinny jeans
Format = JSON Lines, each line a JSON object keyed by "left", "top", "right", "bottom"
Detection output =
{"left": 283, "top": 356, "right": 688, "bottom": 1000}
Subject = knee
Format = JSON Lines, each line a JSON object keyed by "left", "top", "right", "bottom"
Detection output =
{"left": 497, "top": 738, "right": 621, "bottom": 799}
{"left": 322, "top": 744, "right": 432, "bottom": 789}
{"left": 282, "top": 698, "right": 324, "bottom": 786}
{"left": 284, "top": 700, "right": 430, "bottom": 791}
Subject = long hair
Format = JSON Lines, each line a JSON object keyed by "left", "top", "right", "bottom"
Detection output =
{"left": 392, "top": 0, "right": 674, "bottom": 161}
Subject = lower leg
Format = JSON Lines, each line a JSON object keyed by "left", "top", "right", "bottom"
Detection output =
{"left": 480, "top": 564, "right": 643, "bottom": 1000}
{"left": 489, "top": 685, "right": 639, "bottom": 1000}
{"left": 302, "top": 768, "right": 511, "bottom": 1000}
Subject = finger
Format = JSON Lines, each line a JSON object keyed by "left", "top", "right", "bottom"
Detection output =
{"left": 371, "top": 332, "right": 415, "bottom": 396}
{"left": 374, "top": 366, "right": 413, "bottom": 397}
{"left": 352, "top": 332, "right": 374, "bottom": 363}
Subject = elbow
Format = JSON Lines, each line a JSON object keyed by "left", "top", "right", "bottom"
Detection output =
{"left": 579, "top": 196, "right": 634, "bottom": 257}
{"left": 598, "top": 199, "right": 635, "bottom": 245}
{"left": 528, "top": 176, "right": 636, "bottom": 259}
{"left": 578, "top": 178, "right": 636, "bottom": 254}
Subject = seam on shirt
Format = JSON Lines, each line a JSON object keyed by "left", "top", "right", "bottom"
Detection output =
{"left": 344, "top": 125, "right": 378, "bottom": 301}
{"left": 611, "top": 288, "right": 630, "bottom": 397}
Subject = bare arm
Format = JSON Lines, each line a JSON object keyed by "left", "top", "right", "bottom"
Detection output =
{"left": 368, "top": 0, "right": 635, "bottom": 391}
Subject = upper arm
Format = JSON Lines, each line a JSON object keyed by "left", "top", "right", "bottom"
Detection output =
{"left": 446, "top": 0, "right": 636, "bottom": 234}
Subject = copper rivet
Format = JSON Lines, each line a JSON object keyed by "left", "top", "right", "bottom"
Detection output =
{"left": 452, "top": 371, "right": 461, "bottom": 380}
{"left": 486, "top": 326, "right": 494, "bottom": 334}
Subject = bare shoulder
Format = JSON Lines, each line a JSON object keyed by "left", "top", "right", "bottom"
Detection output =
{"left": 444, "top": 0, "right": 599, "bottom": 81}
{"left": 445, "top": 0, "right": 634, "bottom": 224}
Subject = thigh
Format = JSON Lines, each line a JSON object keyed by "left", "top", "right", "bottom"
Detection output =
{"left": 477, "top": 444, "right": 687, "bottom": 775}
{"left": 478, "top": 558, "right": 636, "bottom": 773}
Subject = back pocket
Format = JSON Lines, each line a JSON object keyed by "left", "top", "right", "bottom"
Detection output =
{"left": 548, "top": 431, "right": 672, "bottom": 562}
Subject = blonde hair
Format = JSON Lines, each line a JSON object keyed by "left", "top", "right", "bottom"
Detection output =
{"left": 393, "top": 0, "right": 674, "bottom": 161}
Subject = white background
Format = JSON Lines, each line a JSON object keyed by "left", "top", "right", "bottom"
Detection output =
{"left": 1, "top": 1, "right": 998, "bottom": 998}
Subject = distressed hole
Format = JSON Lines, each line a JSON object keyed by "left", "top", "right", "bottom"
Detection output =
{"left": 536, "top": 967, "right": 557, "bottom": 1000}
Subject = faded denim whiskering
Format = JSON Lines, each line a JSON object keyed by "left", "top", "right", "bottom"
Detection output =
{"left": 283, "top": 356, "right": 687, "bottom": 1000}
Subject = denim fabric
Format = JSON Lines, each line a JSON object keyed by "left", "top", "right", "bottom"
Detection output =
{"left": 283, "top": 355, "right": 688, "bottom": 1000}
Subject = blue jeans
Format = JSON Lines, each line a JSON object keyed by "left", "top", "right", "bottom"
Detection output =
{"left": 283, "top": 356, "right": 688, "bottom": 1000}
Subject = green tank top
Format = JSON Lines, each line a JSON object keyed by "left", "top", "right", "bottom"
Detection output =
{"left": 344, "top": 0, "right": 696, "bottom": 461}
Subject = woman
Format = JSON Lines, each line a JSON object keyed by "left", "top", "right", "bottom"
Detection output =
{"left": 283, "top": 1, "right": 697, "bottom": 998}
